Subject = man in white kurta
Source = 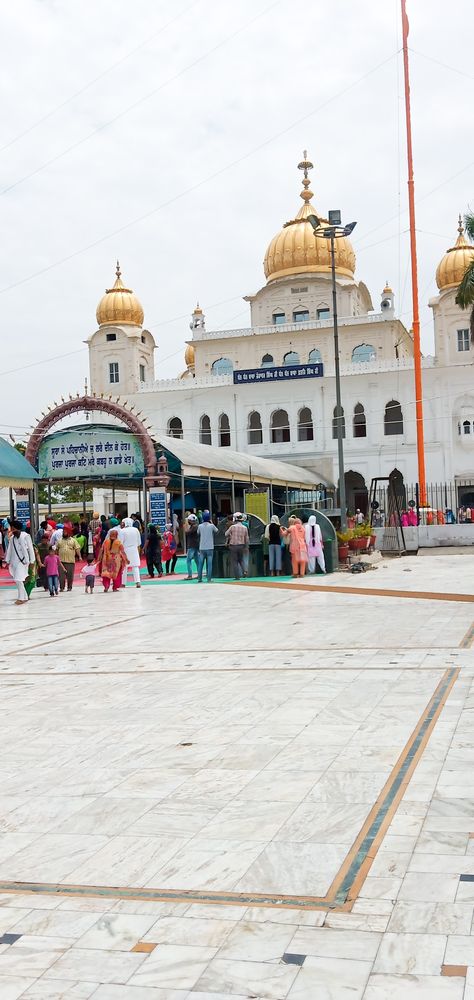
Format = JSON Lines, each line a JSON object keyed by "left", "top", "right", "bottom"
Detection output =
{"left": 121, "top": 517, "right": 142, "bottom": 587}
{"left": 6, "top": 521, "right": 35, "bottom": 604}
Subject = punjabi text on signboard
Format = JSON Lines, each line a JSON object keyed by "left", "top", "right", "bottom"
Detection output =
{"left": 38, "top": 427, "right": 145, "bottom": 479}
{"left": 233, "top": 362, "right": 323, "bottom": 385}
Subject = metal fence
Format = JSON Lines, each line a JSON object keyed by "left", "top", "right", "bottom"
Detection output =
{"left": 370, "top": 479, "right": 474, "bottom": 525}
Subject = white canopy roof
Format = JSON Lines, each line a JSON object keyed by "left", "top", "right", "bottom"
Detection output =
{"left": 150, "top": 432, "right": 330, "bottom": 489}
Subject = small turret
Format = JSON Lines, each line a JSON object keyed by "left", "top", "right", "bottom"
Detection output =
{"left": 189, "top": 302, "right": 206, "bottom": 332}
{"left": 381, "top": 281, "right": 394, "bottom": 316}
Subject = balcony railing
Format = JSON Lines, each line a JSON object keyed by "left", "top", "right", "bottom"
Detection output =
{"left": 193, "top": 312, "right": 392, "bottom": 340}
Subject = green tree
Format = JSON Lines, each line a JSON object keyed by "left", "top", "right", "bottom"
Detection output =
{"left": 456, "top": 211, "right": 474, "bottom": 341}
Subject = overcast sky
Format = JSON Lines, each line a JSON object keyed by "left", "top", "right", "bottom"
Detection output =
{"left": 1, "top": 0, "right": 472, "bottom": 440}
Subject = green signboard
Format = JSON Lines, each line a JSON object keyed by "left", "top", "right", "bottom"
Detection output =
{"left": 38, "top": 425, "right": 145, "bottom": 479}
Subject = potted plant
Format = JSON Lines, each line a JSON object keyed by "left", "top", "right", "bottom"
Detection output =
{"left": 352, "top": 523, "right": 370, "bottom": 551}
{"left": 337, "top": 530, "right": 351, "bottom": 561}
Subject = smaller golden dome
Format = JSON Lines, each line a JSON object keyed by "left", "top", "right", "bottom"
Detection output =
{"left": 383, "top": 280, "right": 393, "bottom": 294}
{"left": 436, "top": 216, "right": 474, "bottom": 290}
{"left": 185, "top": 342, "right": 195, "bottom": 368}
{"left": 96, "top": 261, "right": 144, "bottom": 327}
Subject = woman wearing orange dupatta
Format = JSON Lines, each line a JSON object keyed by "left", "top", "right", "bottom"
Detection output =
{"left": 98, "top": 529, "right": 128, "bottom": 592}
{"left": 282, "top": 516, "right": 308, "bottom": 577}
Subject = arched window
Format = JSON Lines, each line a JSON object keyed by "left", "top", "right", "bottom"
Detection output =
{"left": 199, "top": 414, "right": 211, "bottom": 445}
{"left": 293, "top": 309, "right": 309, "bottom": 323}
{"left": 167, "top": 416, "right": 183, "bottom": 439}
{"left": 298, "top": 407, "right": 314, "bottom": 442}
{"left": 463, "top": 420, "right": 471, "bottom": 435}
{"left": 272, "top": 311, "right": 286, "bottom": 325}
{"left": 384, "top": 400, "right": 403, "bottom": 436}
{"left": 248, "top": 411, "right": 263, "bottom": 445}
{"left": 317, "top": 305, "right": 330, "bottom": 320}
{"left": 219, "top": 413, "right": 231, "bottom": 447}
{"left": 212, "top": 358, "right": 233, "bottom": 375}
{"left": 352, "top": 344, "right": 376, "bottom": 363}
{"left": 353, "top": 403, "right": 367, "bottom": 438}
{"left": 283, "top": 351, "right": 300, "bottom": 366}
{"left": 271, "top": 409, "right": 290, "bottom": 443}
{"left": 332, "top": 405, "right": 345, "bottom": 439}
{"left": 261, "top": 353, "right": 274, "bottom": 368}
{"left": 308, "top": 348, "right": 322, "bottom": 364}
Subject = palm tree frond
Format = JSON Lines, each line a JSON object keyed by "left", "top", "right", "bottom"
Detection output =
{"left": 455, "top": 260, "right": 474, "bottom": 309}
{"left": 464, "top": 211, "right": 474, "bottom": 243}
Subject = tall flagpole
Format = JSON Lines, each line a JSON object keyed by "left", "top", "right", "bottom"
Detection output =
{"left": 401, "top": 0, "right": 426, "bottom": 505}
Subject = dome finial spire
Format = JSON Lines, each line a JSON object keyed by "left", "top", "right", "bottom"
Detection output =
{"left": 458, "top": 213, "right": 464, "bottom": 238}
{"left": 297, "top": 150, "right": 314, "bottom": 203}
{"left": 116, "top": 259, "right": 121, "bottom": 280}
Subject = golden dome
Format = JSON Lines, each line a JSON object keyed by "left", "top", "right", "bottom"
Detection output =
{"left": 263, "top": 153, "right": 356, "bottom": 283}
{"left": 436, "top": 216, "right": 474, "bottom": 290}
{"left": 96, "top": 262, "right": 144, "bottom": 327}
{"left": 185, "top": 342, "right": 195, "bottom": 368}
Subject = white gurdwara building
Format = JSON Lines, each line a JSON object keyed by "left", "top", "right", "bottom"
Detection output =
{"left": 88, "top": 154, "right": 474, "bottom": 511}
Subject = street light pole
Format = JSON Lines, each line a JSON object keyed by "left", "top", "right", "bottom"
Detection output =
{"left": 329, "top": 230, "right": 347, "bottom": 533}
{"left": 307, "top": 213, "right": 357, "bottom": 534}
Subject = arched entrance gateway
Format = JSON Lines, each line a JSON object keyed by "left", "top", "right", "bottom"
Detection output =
{"left": 25, "top": 393, "right": 161, "bottom": 531}
{"left": 26, "top": 394, "right": 157, "bottom": 475}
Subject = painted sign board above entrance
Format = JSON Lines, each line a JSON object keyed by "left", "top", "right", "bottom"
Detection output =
{"left": 233, "top": 362, "right": 323, "bottom": 385}
{"left": 38, "top": 425, "right": 145, "bottom": 479}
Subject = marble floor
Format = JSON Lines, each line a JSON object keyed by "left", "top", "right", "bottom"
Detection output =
{"left": 0, "top": 552, "right": 474, "bottom": 997}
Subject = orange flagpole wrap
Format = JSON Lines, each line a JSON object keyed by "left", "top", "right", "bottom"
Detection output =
{"left": 401, "top": 0, "right": 427, "bottom": 505}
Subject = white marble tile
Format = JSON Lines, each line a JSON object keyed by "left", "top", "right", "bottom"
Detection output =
{"left": 88, "top": 988, "right": 188, "bottom": 1000}
{"left": 9, "top": 908, "right": 101, "bottom": 939}
{"left": 21, "top": 981, "right": 99, "bottom": 998}
{"left": 125, "top": 803, "right": 217, "bottom": 838}
{"left": 351, "top": 898, "right": 394, "bottom": 916}
{"left": 357, "top": 876, "right": 402, "bottom": 900}
{"left": 398, "top": 872, "right": 459, "bottom": 902}
{"left": 444, "top": 933, "right": 474, "bottom": 966}
{"left": 197, "top": 797, "right": 295, "bottom": 842}
{"left": 64, "top": 835, "right": 187, "bottom": 887}
{"left": 73, "top": 913, "right": 156, "bottom": 950}
{"left": 415, "top": 830, "right": 469, "bottom": 854}
{"left": 388, "top": 901, "right": 473, "bottom": 934}
{"left": 150, "top": 839, "right": 264, "bottom": 891}
{"left": 235, "top": 842, "right": 346, "bottom": 896}
{"left": 215, "top": 919, "right": 295, "bottom": 961}
{"left": 0, "top": 907, "right": 32, "bottom": 933}
{"left": 194, "top": 957, "right": 299, "bottom": 999}
{"left": 273, "top": 800, "right": 369, "bottom": 845}
{"left": 363, "top": 974, "right": 465, "bottom": 1000}
{"left": 54, "top": 796, "right": 155, "bottom": 835}
{"left": 128, "top": 944, "right": 216, "bottom": 990}
{"left": 0, "top": 834, "right": 109, "bottom": 882}
{"left": 43, "top": 948, "right": 146, "bottom": 984}
{"left": 373, "top": 932, "right": 446, "bottom": 974}
{"left": 243, "top": 905, "right": 326, "bottom": 926}
{"left": 287, "top": 955, "right": 372, "bottom": 999}
{"left": 324, "top": 910, "right": 389, "bottom": 932}
{"left": 238, "top": 770, "right": 323, "bottom": 802}
{"left": 0, "top": 935, "right": 73, "bottom": 978}
{"left": 141, "top": 914, "right": 232, "bottom": 947}
{"left": 307, "top": 770, "right": 388, "bottom": 803}
{"left": 0, "top": 977, "right": 36, "bottom": 1000}
{"left": 369, "top": 852, "right": 411, "bottom": 879}
{"left": 288, "top": 926, "right": 381, "bottom": 961}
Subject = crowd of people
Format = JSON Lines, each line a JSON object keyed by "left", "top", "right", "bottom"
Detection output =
{"left": 0, "top": 508, "right": 327, "bottom": 604}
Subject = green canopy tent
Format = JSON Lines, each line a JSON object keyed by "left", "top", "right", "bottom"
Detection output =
{"left": 0, "top": 438, "right": 39, "bottom": 522}
{"left": 0, "top": 438, "right": 38, "bottom": 489}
